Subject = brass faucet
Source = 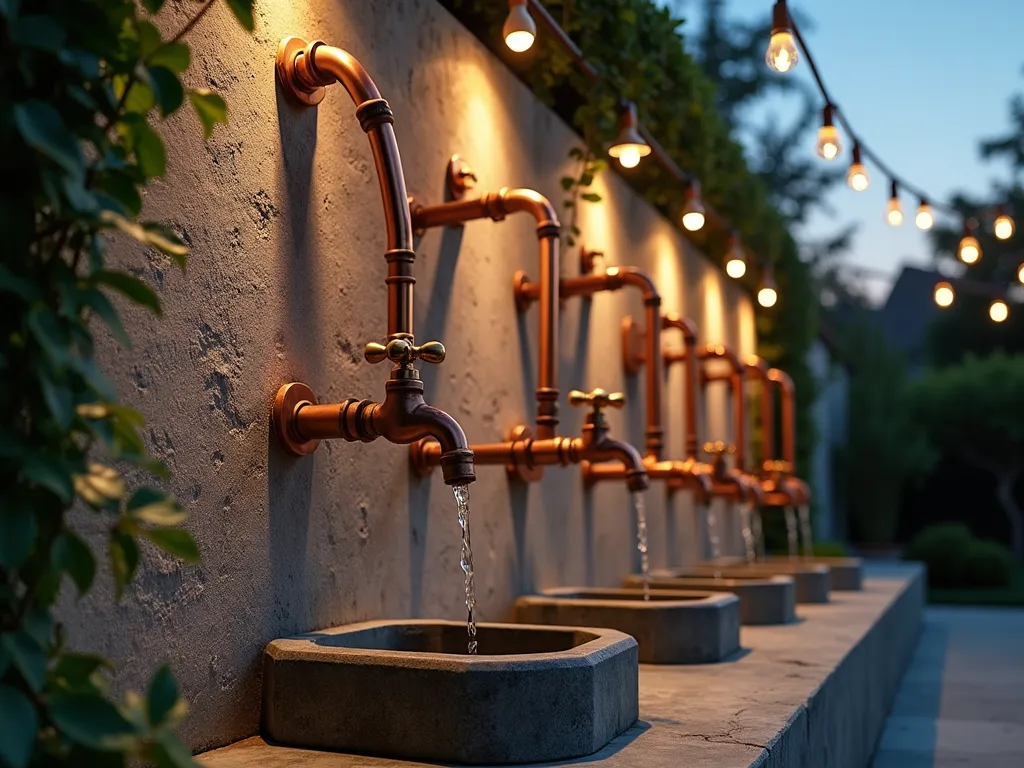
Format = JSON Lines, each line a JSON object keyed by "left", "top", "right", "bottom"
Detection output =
{"left": 519, "top": 248, "right": 711, "bottom": 497}
{"left": 661, "top": 320, "right": 762, "bottom": 505}
{"left": 271, "top": 39, "right": 474, "bottom": 487}
{"left": 408, "top": 158, "right": 649, "bottom": 491}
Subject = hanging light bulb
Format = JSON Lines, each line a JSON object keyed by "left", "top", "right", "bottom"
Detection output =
{"left": 990, "top": 299, "right": 1009, "bottom": 323}
{"left": 757, "top": 264, "right": 778, "bottom": 307}
{"left": 503, "top": 0, "right": 536, "bottom": 52}
{"left": 957, "top": 220, "right": 981, "bottom": 264}
{"left": 933, "top": 281, "right": 955, "bottom": 308}
{"left": 815, "top": 104, "right": 841, "bottom": 161}
{"left": 846, "top": 144, "right": 869, "bottom": 191}
{"left": 681, "top": 180, "right": 706, "bottom": 231}
{"left": 886, "top": 180, "right": 904, "bottom": 226}
{"left": 725, "top": 232, "right": 747, "bottom": 278}
{"left": 765, "top": 0, "right": 799, "bottom": 73}
{"left": 607, "top": 102, "right": 651, "bottom": 169}
{"left": 994, "top": 206, "right": 1015, "bottom": 240}
{"left": 915, "top": 198, "right": 934, "bottom": 230}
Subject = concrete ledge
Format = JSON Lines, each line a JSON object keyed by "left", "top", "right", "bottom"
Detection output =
{"left": 201, "top": 565, "right": 924, "bottom": 768}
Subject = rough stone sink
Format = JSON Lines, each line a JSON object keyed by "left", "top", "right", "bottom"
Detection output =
{"left": 623, "top": 571, "right": 796, "bottom": 625}
{"left": 514, "top": 587, "right": 740, "bottom": 664}
{"left": 261, "top": 619, "right": 639, "bottom": 765}
{"left": 684, "top": 561, "right": 831, "bottom": 604}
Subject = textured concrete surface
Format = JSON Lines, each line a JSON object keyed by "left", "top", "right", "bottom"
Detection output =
{"left": 514, "top": 587, "right": 741, "bottom": 663}
{"left": 627, "top": 572, "right": 797, "bottom": 625}
{"left": 715, "top": 556, "right": 864, "bottom": 591}
{"left": 262, "top": 620, "right": 639, "bottom": 764}
{"left": 872, "top": 606, "right": 1024, "bottom": 768}
{"left": 201, "top": 566, "right": 924, "bottom": 767}
{"left": 686, "top": 563, "right": 831, "bottom": 604}
{"left": 56, "top": 0, "right": 755, "bottom": 753}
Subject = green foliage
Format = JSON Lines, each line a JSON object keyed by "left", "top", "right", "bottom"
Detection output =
{"left": 964, "top": 539, "right": 1013, "bottom": 588}
{"left": 442, "top": 0, "right": 819, "bottom": 476}
{"left": 812, "top": 540, "right": 848, "bottom": 558}
{"left": 0, "top": 1, "right": 253, "bottom": 765}
{"left": 904, "top": 523, "right": 974, "bottom": 588}
{"left": 838, "top": 323, "right": 936, "bottom": 544}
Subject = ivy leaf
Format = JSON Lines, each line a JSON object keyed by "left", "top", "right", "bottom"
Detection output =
{"left": 13, "top": 15, "right": 65, "bottom": 52}
{"left": 581, "top": 192, "right": 603, "bottom": 203}
{"left": 142, "top": 0, "right": 166, "bottom": 13}
{"left": 0, "top": 264, "right": 43, "bottom": 302}
{"left": 142, "top": 527, "right": 200, "bottom": 563}
{"left": 53, "top": 654, "right": 109, "bottom": 692}
{"left": 153, "top": 732, "right": 198, "bottom": 768}
{"left": 2, "top": 631, "right": 47, "bottom": 692}
{"left": 93, "top": 269, "right": 162, "bottom": 315}
{"left": 84, "top": 288, "right": 132, "bottom": 347}
{"left": 52, "top": 531, "right": 96, "bottom": 595}
{"left": 137, "top": 19, "right": 162, "bottom": 58}
{"left": 148, "top": 666, "right": 178, "bottom": 727}
{"left": 129, "top": 488, "right": 187, "bottom": 525}
{"left": 0, "top": 503, "right": 36, "bottom": 570}
{"left": 225, "top": 0, "right": 254, "bottom": 31}
{"left": 21, "top": 453, "right": 74, "bottom": 501}
{"left": 40, "top": 372, "right": 73, "bottom": 429}
{"left": 109, "top": 529, "right": 140, "bottom": 600}
{"left": 73, "top": 463, "right": 125, "bottom": 508}
{"left": 560, "top": 177, "right": 575, "bottom": 191}
{"left": 133, "top": 121, "right": 166, "bottom": 178}
{"left": 141, "top": 222, "right": 189, "bottom": 267}
{"left": 48, "top": 692, "right": 136, "bottom": 751}
{"left": 26, "top": 307, "right": 68, "bottom": 365}
{"left": 149, "top": 43, "right": 190, "bottom": 73}
{"left": 150, "top": 66, "right": 184, "bottom": 117}
{"left": 188, "top": 89, "right": 227, "bottom": 139}
{"left": 0, "top": 685, "right": 37, "bottom": 768}
{"left": 13, "top": 101, "right": 85, "bottom": 181}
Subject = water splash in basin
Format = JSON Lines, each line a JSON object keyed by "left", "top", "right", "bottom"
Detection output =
{"left": 454, "top": 484, "right": 477, "bottom": 654}
{"left": 633, "top": 492, "right": 650, "bottom": 600}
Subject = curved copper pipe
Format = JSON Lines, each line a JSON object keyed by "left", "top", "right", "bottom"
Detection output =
{"left": 699, "top": 344, "right": 746, "bottom": 471}
{"left": 413, "top": 188, "right": 560, "bottom": 437}
{"left": 744, "top": 355, "right": 774, "bottom": 472}
{"left": 767, "top": 368, "right": 795, "bottom": 470}
{"left": 662, "top": 313, "right": 699, "bottom": 460}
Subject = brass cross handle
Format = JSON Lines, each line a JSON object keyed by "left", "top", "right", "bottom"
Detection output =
{"left": 364, "top": 338, "right": 446, "bottom": 366}
{"left": 702, "top": 441, "right": 737, "bottom": 459}
{"left": 568, "top": 388, "right": 626, "bottom": 413}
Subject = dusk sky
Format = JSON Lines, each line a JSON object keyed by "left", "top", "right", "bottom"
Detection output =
{"left": 673, "top": 0, "right": 1024, "bottom": 304}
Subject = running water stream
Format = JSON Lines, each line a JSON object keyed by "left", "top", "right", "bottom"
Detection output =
{"left": 739, "top": 503, "right": 757, "bottom": 564}
{"left": 784, "top": 506, "right": 799, "bottom": 559}
{"left": 633, "top": 493, "right": 650, "bottom": 600}
{"left": 454, "top": 484, "right": 477, "bottom": 654}
{"left": 798, "top": 504, "right": 814, "bottom": 558}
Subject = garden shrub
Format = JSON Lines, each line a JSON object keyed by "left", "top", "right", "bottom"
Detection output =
{"left": 903, "top": 523, "right": 973, "bottom": 588}
{"left": 963, "top": 539, "right": 1013, "bottom": 588}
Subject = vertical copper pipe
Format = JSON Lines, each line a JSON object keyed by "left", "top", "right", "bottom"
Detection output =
{"left": 745, "top": 357, "right": 774, "bottom": 469}
{"left": 768, "top": 369, "right": 796, "bottom": 468}
{"left": 698, "top": 345, "right": 745, "bottom": 469}
{"left": 661, "top": 314, "right": 700, "bottom": 460}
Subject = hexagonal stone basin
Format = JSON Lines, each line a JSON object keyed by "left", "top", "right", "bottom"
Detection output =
{"left": 685, "top": 561, "right": 831, "bottom": 603}
{"left": 760, "top": 556, "right": 864, "bottom": 591}
{"left": 624, "top": 571, "right": 796, "bottom": 625}
{"left": 261, "top": 620, "right": 638, "bottom": 765}
{"left": 515, "top": 587, "right": 740, "bottom": 664}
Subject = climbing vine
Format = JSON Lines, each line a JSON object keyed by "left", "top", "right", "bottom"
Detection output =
{"left": 441, "top": 0, "right": 818, "bottom": 476}
{"left": 0, "top": 1, "right": 253, "bottom": 766}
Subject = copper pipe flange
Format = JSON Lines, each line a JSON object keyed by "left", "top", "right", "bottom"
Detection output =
{"left": 621, "top": 315, "right": 645, "bottom": 374}
{"left": 273, "top": 382, "right": 321, "bottom": 456}
{"left": 275, "top": 37, "right": 326, "bottom": 107}
{"left": 446, "top": 154, "right": 477, "bottom": 200}
{"left": 505, "top": 425, "right": 544, "bottom": 483}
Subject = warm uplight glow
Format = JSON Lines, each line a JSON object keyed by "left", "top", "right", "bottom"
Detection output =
{"left": 816, "top": 125, "right": 841, "bottom": 160}
{"left": 725, "top": 234, "right": 746, "bottom": 278}
{"left": 758, "top": 285, "right": 778, "bottom": 307}
{"left": 990, "top": 299, "right": 1009, "bottom": 323}
{"left": 915, "top": 200, "right": 934, "bottom": 230}
{"left": 608, "top": 102, "right": 651, "bottom": 169}
{"left": 503, "top": 0, "right": 536, "bottom": 52}
{"left": 958, "top": 235, "right": 981, "bottom": 264}
{"left": 681, "top": 182, "right": 706, "bottom": 231}
{"left": 994, "top": 211, "right": 1015, "bottom": 240}
{"left": 766, "top": 32, "right": 798, "bottom": 73}
{"left": 933, "top": 282, "right": 955, "bottom": 308}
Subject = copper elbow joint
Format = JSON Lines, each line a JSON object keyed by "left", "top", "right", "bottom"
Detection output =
{"left": 591, "top": 438, "right": 649, "bottom": 492}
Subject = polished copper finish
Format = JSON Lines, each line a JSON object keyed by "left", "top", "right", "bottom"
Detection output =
{"left": 744, "top": 356, "right": 799, "bottom": 507}
{"left": 272, "top": 39, "right": 475, "bottom": 487}
{"left": 765, "top": 368, "right": 811, "bottom": 506}
{"left": 408, "top": 168, "right": 648, "bottom": 488}
{"left": 446, "top": 154, "right": 478, "bottom": 200}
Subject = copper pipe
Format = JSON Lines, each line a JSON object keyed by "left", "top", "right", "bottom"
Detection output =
{"left": 744, "top": 355, "right": 774, "bottom": 472}
{"left": 698, "top": 344, "right": 746, "bottom": 471}
{"left": 767, "top": 368, "right": 795, "bottom": 469}
{"left": 413, "top": 188, "right": 561, "bottom": 437}
{"left": 661, "top": 313, "right": 699, "bottom": 460}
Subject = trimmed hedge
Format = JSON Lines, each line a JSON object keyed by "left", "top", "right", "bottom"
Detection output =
{"left": 904, "top": 523, "right": 1013, "bottom": 589}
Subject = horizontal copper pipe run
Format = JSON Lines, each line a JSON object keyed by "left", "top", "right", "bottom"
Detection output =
{"left": 412, "top": 188, "right": 561, "bottom": 438}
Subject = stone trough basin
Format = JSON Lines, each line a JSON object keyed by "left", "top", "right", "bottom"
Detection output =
{"left": 515, "top": 587, "right": 741, "bottom": 664}
{"left": 760, "top": 556, "right": 864, "bottom": 591}
{"left": 684, "top": 560, "right": 831, "bottom": 604}
{"left": 261, "top": 619, "right": 639, "bottom": 765}
{"left": 623, "top": 571, "right": 796, "bottom": 625}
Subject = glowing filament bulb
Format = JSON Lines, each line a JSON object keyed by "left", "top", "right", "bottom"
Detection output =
{"left": 757, "top": 265, "right": 778, "bottom": 307}
{"left": 887, "top": 198, "right": 904, "bottom": 226}
{"left": 503, "top": 0, "right": 536, "bottom": 52}
{"left": 615, "top": 144, "right": 643, "bottom": 169}
{"left": 681, "top": 182, "right": 706, "bottom": 231}
{"left": 608, "top": 102, "right": 651, "bottom": 169}
{"left": 725, "top": 234, "right": 746, "bottom": 278}
{"left": 994, "top": 211, "right": 1015, "bottom": 240}
{"left": 765, "top": 1, "right": 798, "bottom": 73}
{"left": 958, "top": 222, "right": 981, "bottom": 264}
{"left": 816, "top": 125, "right": 841, "bottom": 160}
{"left": 933, "top": 281, "right": 954, "bottom": 308}
{"left": 990, "top": 299, "right": 1009, "bottom": 323}
{"left": 915, "top": 200, "right": 934, "bottom": 230}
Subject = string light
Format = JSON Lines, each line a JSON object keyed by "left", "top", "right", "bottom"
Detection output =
{"left": 765, "top": 0, "right": 799, "bottom": 73}
{"left": 933, "top": 281, "right": 955, "bottom": 308}
{"left": 815, "top": 104, "right": 841, "bottom": 160}
{"left": 957, "top": 220, "right": 981, "bottom": 264}
{"left": 607, "top": 102, "right": 651, "bottom": 169}
{"left": 503, "top": 0, "right": 536, "bottom": 52}
{"left": 846, "top": 144, "right": 869, "bottom": 191}
{"left": 757, "top": 264, "right": 778, "bottom": 307}
{"left": 725, "top": 232, "right": 747, "bottom": 278}
{"left": 990, "top": 299, "right": 1009, "bottom": 323}
{"left": 994, "top": 206, "right": 1015, "bottom": 240}
{"left": 886, "top": 180, "right": 904, "bottom": 226}
{"left": 915, "top": 198, "right": 934, "bottom": 231}
{"left": 681, "top": 181, "right": 706, "bottom": 231}
{"left": 1018, "top": 263, "right": 1024, "bottom": 284}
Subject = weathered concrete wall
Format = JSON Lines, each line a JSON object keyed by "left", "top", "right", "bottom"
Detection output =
{"left": 61, "top": 0, "right": 754, "bottom": 752}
